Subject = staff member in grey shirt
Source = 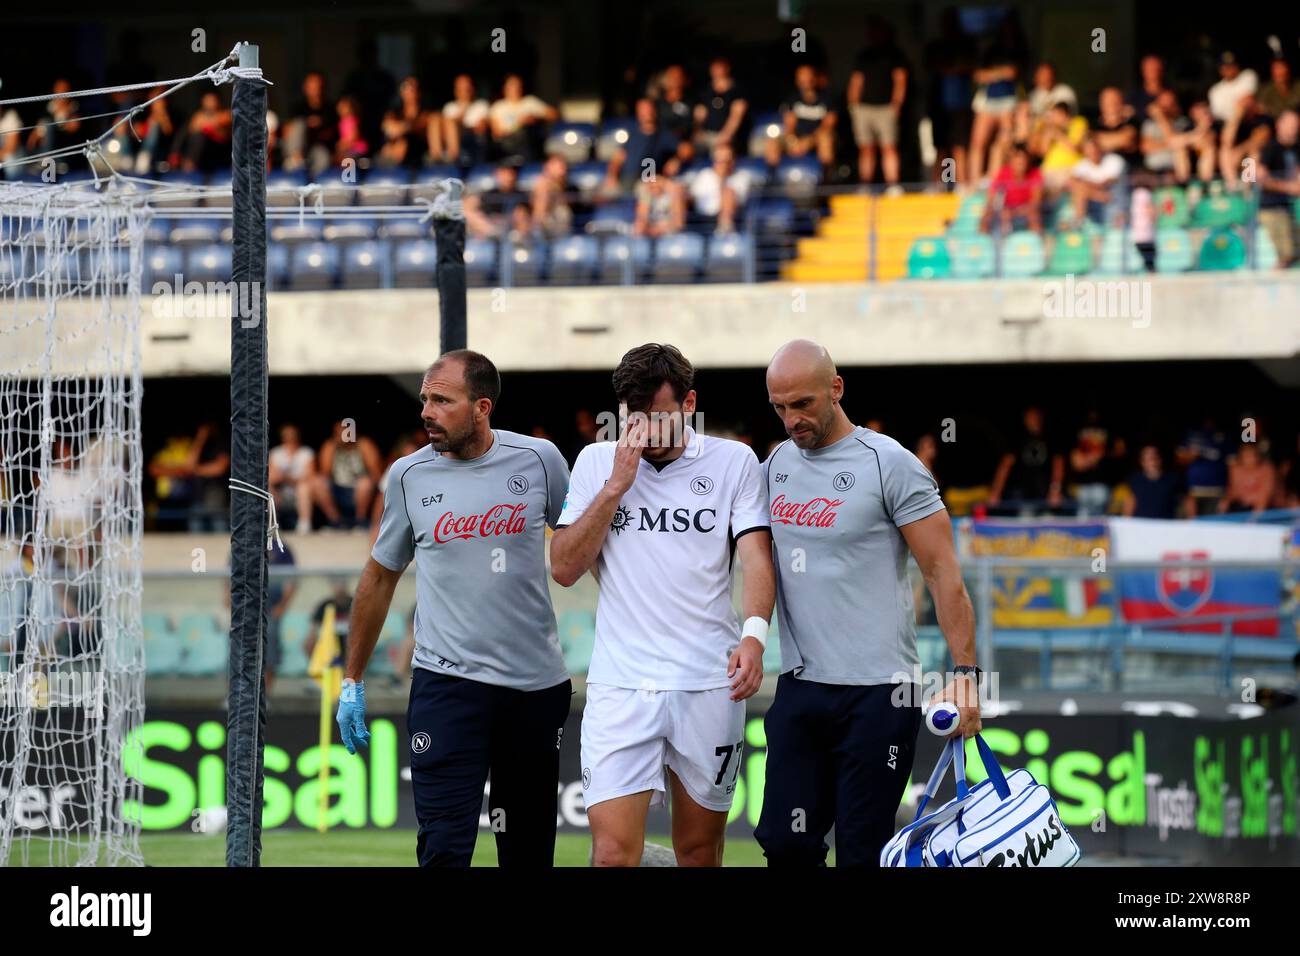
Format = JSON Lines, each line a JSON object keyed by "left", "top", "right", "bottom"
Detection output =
{"left": 755, "top": 339, "right": 981, "bottom": 867}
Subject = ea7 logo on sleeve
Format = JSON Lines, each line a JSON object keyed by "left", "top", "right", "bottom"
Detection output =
{"left": 50, "top": 886, "right": 151, "bottom": 936}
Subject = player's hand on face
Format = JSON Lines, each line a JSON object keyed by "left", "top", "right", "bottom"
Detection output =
{"left": 607, "top": 402, "right": 647, "bottom": 496}
{"left": 727, "top": 636, "right": 764, "bottom": 702}
{"left": 930, "top": 676, "right": 982, "bottom": 738}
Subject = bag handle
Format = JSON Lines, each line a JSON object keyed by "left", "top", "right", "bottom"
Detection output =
{"left": 911, "top": 732, "right": 1010, "bottom": 822}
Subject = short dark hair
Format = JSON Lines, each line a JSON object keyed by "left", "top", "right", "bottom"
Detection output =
{"left": 612, "top": 343, "right": 694, "bottom": 412}
{"left": 428, "top": 349, "right": 501, "bottom": 409}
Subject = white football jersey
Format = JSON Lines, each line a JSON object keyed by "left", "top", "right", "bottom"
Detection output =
{"left": 558, "top": 428, "right": 769, "bottom": 690}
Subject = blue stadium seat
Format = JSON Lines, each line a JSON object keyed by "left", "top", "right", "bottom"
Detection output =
{"left": 569, "top": 161, "right": 605, "bottom": 196}
{"left": 599, "top": 235, "right": 652, "bottom": 283}
{"left": 144, "top": 245, "right": 183, "bottom": 288}
{"left": 950, "top": 235, "right": 996, "bottom": 279}
{"left": 595, "top": 119, "right": 636, "bottom": 162}
{"left": 586, "top": 199, "right": 636, "bottom": 235}
{"left": 378, "top": 219, "right": 430, "bottom": 240}
{"left": 148, "top": 170, "right": 205, "bottom": 208}
{"left": 178, "top": 631, "right": 227, "bottom": 677}
{"left": 185, "top": 243, "right": 232, "bottom": 283}
{"left": 464, "top": 237, "right": 498, "bottom": 286}
{"left": 288, "top": 241, "right": 340, "bottom": 291}
{"left": 517, "top": 162, "right": 546, "bottom": 193}
{"left": 464, "top": 164, "right": 498, "bottom": 194}
{"left": 322, "top": 218, "right": 377, "bottom": 241}
{"left": 145, "top": 638, "right": 184, "bottom": 677}
{"left": 267, "top": 168, "right": 308, "bottom": 207}
{"left": 203, "top": 169, "right": 233, "bottom": 208}
{"left": 1095, "top": 229, "right": 1145, "bottom": 275}
{"left": 393, "top": 238, "right": 438, "bottom": 288}
{"left": 359, "top": 167, "right": 412, "bottom": 206}
{"left": 341, "top": 239, "right": 391, "bottom": 289}
{"left": 704, "top": 232, "right": 752, "bottom": 282}
{"left": 83, "top": 245, "right": 133, "bottom": 285}
{"left": 270, "top": 219, "right": 324, "bottom": 245}
{"left": 1155, "top": 228, "right": 1194, "bottom": 272}
{"left": 309, "top": 169, "right": 357, "bottom": 207}
{"left": 267, "top": 243, "right": 290, "bottom": 290}
{"left": 750, "top": 197, "right": 795, "bottom": 234}
{"left": 412, "top": 164, "right": 461, "bottom": 202}
{"left": 503, "top": 240, "right": 547, "bottom": 286}
{"left": 1000, "top": 230, "right": 1045, "bottom": 277}
{"left": 776, "top": 156, "right": 821, "bottom": 198}
{"left": 169, "top": 217, "right": 222, "bottom": 246}
{"left": 747, "top": 111, "right": 783, "bottom": 158}
{"left": 546, "top": 122, "right": 596, "bottom": 163}
{"left": 653, "top": 232, "right": 705, "bottom": 282}
{"left": 735, "top": 156, "right": 773, "bottom": 189}
{"left": 1252, "top": 226, "right": 1279, "bottom": 270}
{"left": 278, "top": 611, "right": 312, "bottom": 677}
{"left": 549, "top": 234, "right": 599, "bottom": 284}
{"left": 142, "top": 612, "right": 173, "bottom": 641}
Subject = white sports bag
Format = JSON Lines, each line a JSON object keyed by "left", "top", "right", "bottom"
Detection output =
{"left": 881, "top": 733, "right": 1081, "bottom": 868}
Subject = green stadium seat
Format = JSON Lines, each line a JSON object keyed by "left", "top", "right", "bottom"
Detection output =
{"left": 1153, "top": 186, "right": 1188, "bottom": 229}
{"left": 1046, "top": 230, "right": 1093, "bottom": 275}
{"left": 950, "top": 235, "right": 995, "bottom": 279}
{"left": 142, "top": 612, "right": 173, "bottom": 641}
{"left": 278, "top": 610, "right": 311, "bottom": 676}
{"left": 1000, "top": 230, "right": 1045, "bottom": 277}
{"left": 1155, "top": 229, "right": 1194, "bottom": 272}
{"left": 145, "top": 637, "right": 184, "bottom": 676}
{"left": 1191, "top": 193, "right": 1250, "bottom": 228}
{"left": 178, "top": 631, "right": 227, "bottom": 676}
{"left": 176, "top": 612, "right": 219, "bottom": 643}
{"left": 1198, "top": 226, "right": 1246, "bottom": 271}
{"left": 1095, "top": 229, "right": 1145, "bottom": 274}
{"left": 563, "top": 629, "right": 595, "bottom": 674}
{"left": 1252, "top": 227, "right": 1279, "bottom": 270}
{"left": 906, "top": 237, "right": 951, "bottom": 278}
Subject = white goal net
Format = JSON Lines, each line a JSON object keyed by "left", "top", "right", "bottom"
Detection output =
{"left": 0, "top": 179, "right": 146, "bottom": 866}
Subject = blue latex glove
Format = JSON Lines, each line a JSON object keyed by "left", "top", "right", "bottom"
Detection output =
{"left": 337, "top": 679, "right": 370, "bottom": 754}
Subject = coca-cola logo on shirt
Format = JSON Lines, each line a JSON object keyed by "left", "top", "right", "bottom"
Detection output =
{"left": 433, "top": 503, "right": 528, "bottom": 543}
{"left": 769, "top": 495, "right": 844, "bottom": 528}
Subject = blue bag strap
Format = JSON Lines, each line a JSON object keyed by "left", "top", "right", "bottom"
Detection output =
{"left": 954, "top": 735, "right": 970, "bottom": 800}
{"left": 912, "top": 737, "right": 955, "bottom": 821}
{"left": 975, "top": 733, "right": 1012, "bottom": 800}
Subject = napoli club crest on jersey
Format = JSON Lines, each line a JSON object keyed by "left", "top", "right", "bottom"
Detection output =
{"left": 1157, "top": 549, "right": 1213, "bottom": 615}
{"left": 411, "top": 732, "right": 431, "bottom": 754}
{"left": 690, "top": 476, "right": 713, "bottom": 495}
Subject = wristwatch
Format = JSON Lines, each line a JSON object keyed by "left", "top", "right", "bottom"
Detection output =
{"left": 953, "top": 664, "right": 982, "bottom": 679}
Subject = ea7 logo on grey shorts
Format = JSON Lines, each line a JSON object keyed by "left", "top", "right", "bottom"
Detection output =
{"left": 411, "top": 732, "right": 431, "bottom": 754}
{"left": 507, "top": 474, "right": 529, "bottom": 495}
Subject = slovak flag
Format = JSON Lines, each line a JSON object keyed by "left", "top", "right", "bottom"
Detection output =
{"left": 1110, "top": 518, "right": 1287, "bottom": 637}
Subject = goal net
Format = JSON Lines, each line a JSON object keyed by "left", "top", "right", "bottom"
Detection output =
{"left": 0, "top": 178, "right": 147, "bottom": 866}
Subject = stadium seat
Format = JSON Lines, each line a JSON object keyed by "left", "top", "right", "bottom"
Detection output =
{"left": 392, "top": 237, "right": 438, "bottom": 288}
{"left": 559, "top": 612, "right": 596, "bottom": 673}
{"left": 411, "top": 164, "right": 461, "bottom": 202}
{"left": 266, "top": 243, "right": 290, "bottom": 290}
{"left": 1155, "top": 229, "right": 1194, "bottom": 272}
{"left": 266, "top": 169, "right": 309, "bottom": 207}
{"left": 704, "top": 232, "right": 752, "bottom": 282}
{"left": 1197, "top": 226, "right": 1246, "bottom": 271}
{"left": 676, "top": 157, "right": 711, "bottom": 191}
{"left": 368, "top": 611, "right": 409, "bottom": 677}
{"left": 142, "top": 612, "right": 173, "bottom": 641}
{"left": 321, "top": 218, "right": 377, "bottom": 241}
{"left": 599, "top": 234, "right": 652, "bottom": 283}
{"left": 906, "top": 237, "right": 951, "bottom": 279}
{"left": 178, "top": 631, "right": 227, "bottom": 677}
{"left": 169, "top": 217, "right": 222, "bottom": 246}
{"left": 502, "top": 240, "right": 547, "bottom": 286}
{"left": 464, "top": 237, "right": 498, "bottom": 286}
{"left": 288, "top": 241, "right": 340, "bottom": 290}
{"left": 359, "top": 167, "right": 412, "bottom": 206}
{"left": 270, "top": 220, "right": 324, "bottom": 245}
{"left": 776, "top": 156, "right": 821, "bottom": 199}
{"left": 1095, "top": 229, "right": 1146, "bottom": 274}
{"left": 278, "top": 611, "right": 312, "bottom": 677}
{"left": 378, "top": 219, "right": 430, "bottom": 240}
{"left": 340, "top": 239, "right": 391, "bottom": 289}
{"left": 747, "top": 111, "right": 782, "bottom": 159}
{"left": 463, "top": 164, "right": 498, "bottom": 195}
{"left": 545, "top": 122, "right": 596, "bottom": 163}
{"left": 203, "top": 169, "right": 233, "bottom": 208}
{"left": 1252, "top": 226, "right": 1279, "bottom": 269}
{"left": 949, "top": 235, "right": 995, "bottom": 279}
{"left": 568, "top": 161, "right": 606, "bottom": 196}
{"left": 517, "top": 162, "right": 546, "bottom": 193}
{"left": 1045, "top": 230, "right": 1092, "bottom": 275}
{"left": 1001, "top": 230, "right": 1045, "bottom": 277}
{"left": 82, "top": 246, "right": 132, "bottom": 285}
{"left": 148, "top": 170, "right": 205, "bottom": 208}
{"left": 549, "top": 234, "right": 599, "bottom": 284}
{"left": 595, "top": 119, "right": 635, "bottom": 163}
{"left": 143, "top": 245, "right": 183, "bottom": 288}
{"left": 142, "top": 217, "right": 172, "bottom": 245}
{"left": 310, "top": 170, "right": 357, "bottom": 208}
{"left": 1191, "top": 193, "right": 1250, "bottom": 228}
{"left": 586, "top": 198, "right": 636, "bottom": 235}
{"left": 1152, "top": 186, "right": 1188, "bottom": 229}
{"left": 749, "top": 196, "right": 795, "bottom": 234}
{"left": 948, "top": 194, "right": 988, "bottom": 237}
{"left": 735, "top": 156, "right": 773, "bottom": 189}
{"left": 652, "top": 232, "right": 705, "bottom": 282}
{"left": 144, "top": 637, "right": 184, "bottom": 677}
{"left": 184, "top": 243, "right": 232, "bottom": 283}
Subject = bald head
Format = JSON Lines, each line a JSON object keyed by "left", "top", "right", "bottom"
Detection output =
{"left": 766, "top": 339, "right": 849, "bottom": 450}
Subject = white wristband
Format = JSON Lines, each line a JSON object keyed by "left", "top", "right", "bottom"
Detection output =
{"left": 741, "top": 616, "right": 769, "bottom": 649}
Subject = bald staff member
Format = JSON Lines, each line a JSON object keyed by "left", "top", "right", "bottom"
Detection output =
{"left": 754, "top": 339, "right": 981, "bottom": 867}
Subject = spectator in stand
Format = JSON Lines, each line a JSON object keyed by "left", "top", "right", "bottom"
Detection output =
{"left": 530, "top": 155, "right": 574, "bottom": 239}
{"left": 342, "top": 37, "right": 396, "bottom": 154}
{"left": 923, "top": 7, "right": 976, "bottom": 186}
{"left": 1094, "top": 87, "right": 1141, "bottom": 176}
{"left": 1141, "top": 89, "right": 1215, "bottom": 184}
{"left": 1208, "top": 51, "right": 1259, "bottom": 124}
{"left": 0, "top": 105, "right": 25, "bottom": 175}
{"left": 489, "top": 73, "right": 557, "bottom": 165}
{"left": 1030, "top": 101, "right": 1086, "bottom": 195}
{"left": 379, "top": 76, "right": 431, "bottom": 168}
{"left": 606, "top": 96, "right": 681, "bottom": 189}
{"left": 1258, "top": 110, "right": 1300, "bottom": 267}
{"left": 1027, "top": 62, "right": 1077, "bottom": 121}
{"left": 1064, "top": 409, "right": 1118, "bottom": 515}
{"left": 304, "top": 577, "right": 353, "bottom": 663}
{"left": 313, "top": 419, "right": 383, "bottom": 530}
{"left": 980, "top": 144, "right": 1043, "bottom": 234}
{"left": 633, "top": 170, "right": 686, "bottom": 237}
{"left": 1220, "top": 93, "right": 1274, "bottom": 185}
{"left": 1259, "top": 58, "right": 1300, "bottom": 119}
{"left": 846, "top": 15, "right": 908, "bottom": 192}
{"left": 146, "top": 421, "right": 230, "bottom": 532}
{"left": 1122, "top": 445, "right": 1186, "bottom": 519}
{"left": 988, "top": 406, "right": 1065, "bottom": 512}
{"left": 25, "top": 79, "right": 82, "bottom": 156}
{"left": 768, "top": 63, "right": 837, "bottom": 172}
{"left": 283, "top": 71, "right": 335, "bottom": 175}
{"left": 437, "top": 74, "right": 490, "bottom": 167}
{"left": 1128, "top": 55, "right": 1167, "bottom": 119}
{"left": 689, "top": 142, "right": 751, "bottom": 233}
{"left": 968, "top": 12, "right": 1027, "bottom": 185}
{"left": 693, "top": 55, "right": 749, "bottom": 157}
{"left": 1279, "top": 433, "right": 1300, "bottom": 507}
{"left": 269, "top": 423, "right": 316, "bottom": 533}
{"left": 177, "top": 92, "right": 232, "bottom": 173}
{"left": 915, "top": 433, "right": 940, "bottom": 491}
{"left": 464, "top": 164, "right": 531, "bottom": 239}
{"left": 653, "top": 64, "right": 695, "bottom": 164}
{"left": 375, "top": 111, "right": 414, "bottom": 168}
{"left": 128, "top": 88, "right": 174, "bottom": 175}
{"left": 370, "top": 433, "right": 424, "bottom": 547}
{"left": 1069, "top": 135, "right": 1126, "bottom": 226}
{"left": 1177, "top": 417, "right": 1231, "bottom": 515}
{"left": 568, "top": 408, "right": 602, "bottom": 464}
{"left": 1219, "top": 443, "right": 1278, "bottom": 514}
{"left": 334, "top": 95, "right": 369, "bottom": 163}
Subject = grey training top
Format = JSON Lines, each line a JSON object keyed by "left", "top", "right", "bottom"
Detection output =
{"left": 371, "top": 429, "right": 571, "bottom": 690}
{"left": 763, "top": 426, "right": 946, "bottom": 685}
